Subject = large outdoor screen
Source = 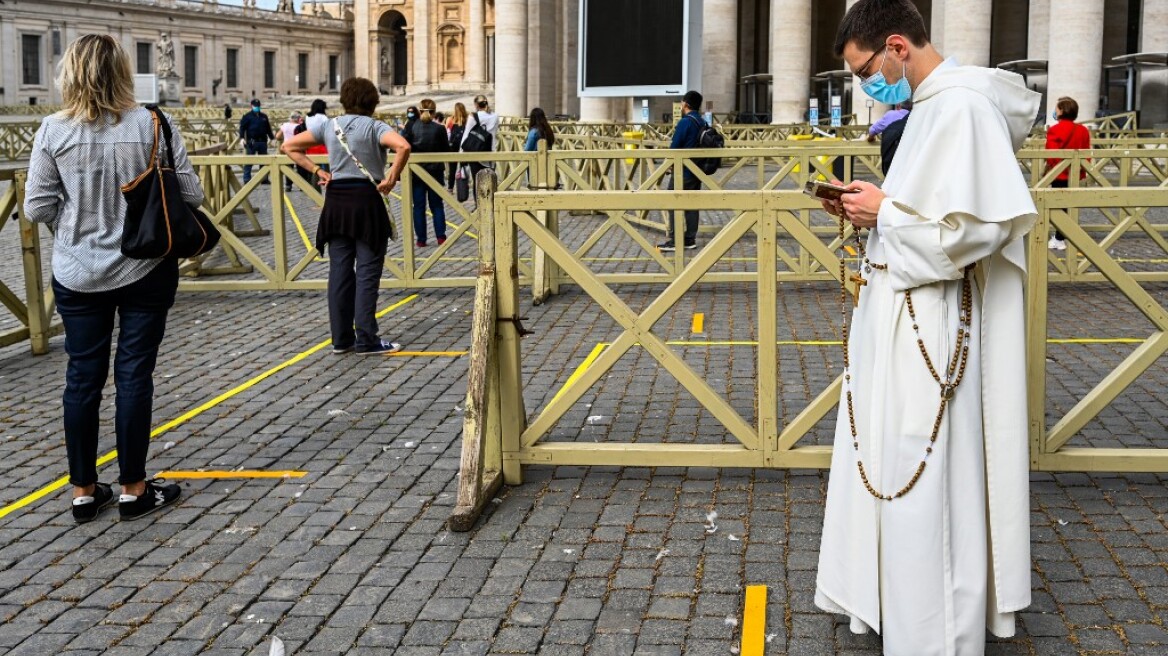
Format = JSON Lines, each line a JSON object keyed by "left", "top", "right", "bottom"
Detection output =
{"left": 579, "top": 0, "right": 700, "bottom": 97}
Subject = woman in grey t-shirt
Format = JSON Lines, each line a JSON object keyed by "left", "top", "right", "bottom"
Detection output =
{"left": 281, "top": 77, "right": 410, "bottom": 355}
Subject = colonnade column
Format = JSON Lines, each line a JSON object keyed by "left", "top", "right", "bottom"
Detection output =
{"left": 770, "top": 0, "right": 811, "bottom": 124}
{"left": 354, "top": 0, "right": 370, "bottom": 79}
{"left": 702, "top": 0, "right": 737, "bottom": 116}
{"left": 561, "top": 0, "right": 580, "bottom": 117}
{"left": 843, "top": 0, "right": 885, "bottom": 125}
{"left": 579, "top": 97, "right": 614, "bottom": 122}
{"left": 466, "top": 0, "right": 485, "bottom": 88}
{"left": 1142, "top": 0, "right": 1168, "bottom": 127}
{"left": 495, "top": 0, "right": 528, "bottom": 116}
{"left": 941, "top": 0, "right": 991, "bottom": 66}
{"left": 1047, "top": 0, "right": 1105, "bottom": 124}
{"left": 1027, "top": 0, "right": 1050, "bottom": 60}
{"left": 412, "top": 0, "right": 430, "bottom": 89}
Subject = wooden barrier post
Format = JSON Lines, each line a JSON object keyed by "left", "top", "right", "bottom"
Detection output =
{"left": 451, "top": 172, "right": 504, "bottom": 531}
{"left": 14, "top": 172, "right": 50, "bottom": 355}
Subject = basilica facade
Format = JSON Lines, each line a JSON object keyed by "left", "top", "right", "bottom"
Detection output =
{"left": 355, "top": 0, "right": 1168, "bottom": 127}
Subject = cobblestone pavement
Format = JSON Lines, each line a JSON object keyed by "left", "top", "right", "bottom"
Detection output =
{"left": 0, "top": 178, "right": 1167, "bottom": 655}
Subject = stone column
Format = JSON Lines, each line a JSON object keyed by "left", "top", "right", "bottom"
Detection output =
{"left": 1027, "top": 0, "right": 1050, "bottom": 60}
{"left": 466, "top": 0, "right": 485, "bottom": 87}
{"left": 1142, "top": 0, "right": 1168, "bottom": 127}
{"left": 843, "top": 0, "right": 886, "bottom": 125}
{"left": 1047, "top": 0, "right": 1105, "bottom": 124}
{"left": 579, "top": 96, "right": 613, "bottom": 122}
{"left": 561, "top": 0, "right": 580, "bottom": 116}
{"left": 770, "top": 0, "right": 812, "bottom": 123}
{"left": 702, "top": 0, "right": 737, "bottom": 115}
{"left": 930, "top": 0, "right": 944, "bottom": 52}
{"left": 354, "top": 0, "right": 371, "bottom": 79}
{"left": 527, "top": 0, "right": 558, "bottom": 111}
{"left": 495, "top": 0, "right": 528, "bottom": 116}
{"left": 413, "top": 0, "right": 431, "bottom": 89}
{"left": 942, "top": 0, "right": 991, "bottom": 66}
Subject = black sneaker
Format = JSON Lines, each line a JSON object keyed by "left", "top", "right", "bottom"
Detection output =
{"left": 71, "top": 482, "right": 115, "bottom": 524}
{"left": 684, "top": 241, "right": 697, "bottom": 250}
{"left": 119, "top": 479, "right": 181, "bottom": 521}
{"left": 658, "top": 240, "right": 676, "bottom": 252}
{"left": 332, "top": 344, "right": 355, "bottom": 355}
{"left": 357, "top": 340, "right": 403, "bottom": 355}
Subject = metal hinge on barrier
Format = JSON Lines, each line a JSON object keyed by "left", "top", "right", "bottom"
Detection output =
{"left": 498, "top": 315, "right": 534, "bottom": 337}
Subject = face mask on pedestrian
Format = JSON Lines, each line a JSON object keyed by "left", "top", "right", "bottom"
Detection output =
{"left": 859, "top": 46, "right": 912, "bottom": 106}
{"left": 252, "top": 106, "right": 260, "bottom": 113}
{"left": 408, "top": 112, "right": 416, "bottom": 119}
{"left": 1052, "top": 110, "right": 1060, "bottom": 121}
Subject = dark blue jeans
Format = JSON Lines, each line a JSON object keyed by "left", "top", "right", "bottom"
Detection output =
{"left": 53, "top": 260, "right": 178, "bottom": 486}
{"left": 411, "top": 170, "right": 447, "bottom": 243}
{"left": 243, "top": 140, "right": 268, "bottom": 183}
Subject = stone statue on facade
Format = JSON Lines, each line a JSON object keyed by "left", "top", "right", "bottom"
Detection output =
{"left": 381, "top": 47, "right": 390, "bottom": 77}
{"left": 156, "top": 32, "right": 176, "bottom": 78}
{"left": 276, "top": 0, "right": 293, "bottom": 12}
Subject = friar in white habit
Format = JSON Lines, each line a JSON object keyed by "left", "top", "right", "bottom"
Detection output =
{"left": 814, "top": 1, "right": 1040, "bottom": 654}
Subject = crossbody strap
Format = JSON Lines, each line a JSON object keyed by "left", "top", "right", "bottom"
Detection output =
{"left": 331, "top": 117, "right": 382, "bottom": 187}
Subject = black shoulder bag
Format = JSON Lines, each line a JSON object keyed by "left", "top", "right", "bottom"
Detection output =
{"left": 121, "top": 106, "right": 220, "bottom": 259}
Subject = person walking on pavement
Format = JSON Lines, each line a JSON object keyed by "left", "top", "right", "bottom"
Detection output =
{"left": 1045, "top": 96, "right": 1091, "bottom": 250}
{"left": 280, "top": 77, "right": 411, "bottom": 355}
{"left": 446, "top": 102, "right": 468, "bottom": 191}
{"left": 276, "top": 111, "right": 304, "bottom": 190}
{"left": 460, "top": 94, "right": 500, "bottom": 185}
{"left": 239, "top": 98, "right": 274, "bottom": 184}
{"left": 407, "top": 98, "right": 451, "bottom": 247}
{"left": 523, "top": 107, "right": 556, "bottom": 151}
{"left": 24, "top": 34, "right": 195, "bottom": 522}
{"left": 659, "top": 90, "right": 706, "bottom": 251}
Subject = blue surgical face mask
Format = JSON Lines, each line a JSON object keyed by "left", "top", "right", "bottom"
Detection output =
{"left": 859, "top": 50, "right": 912, "bottom": 106}
{"left": 252, "top": 106, "right": 260, "bottom": 113}
{"left": 1052, "top": 111, "right": 1060, "bottom": 121}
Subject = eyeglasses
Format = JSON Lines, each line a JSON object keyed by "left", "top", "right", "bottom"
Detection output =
{"left": 855, "top": 45, "right": 889, "bottom": 82}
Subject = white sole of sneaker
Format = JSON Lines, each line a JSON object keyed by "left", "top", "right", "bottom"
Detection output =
{"left": 119, "top": 494, "right": 180, "bottom": 522}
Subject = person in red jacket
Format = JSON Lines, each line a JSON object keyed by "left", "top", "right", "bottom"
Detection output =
{"left": 1045, "top": 96, "right": 1091, "bottom": 250}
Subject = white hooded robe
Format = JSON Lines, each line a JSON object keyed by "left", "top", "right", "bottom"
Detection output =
{"left": 814, "top": 60, "right": 1040, "bottom": 656}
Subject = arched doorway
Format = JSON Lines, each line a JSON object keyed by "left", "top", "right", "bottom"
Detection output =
{"left": 378, "top": 10, "right": 408, "bottom": 89}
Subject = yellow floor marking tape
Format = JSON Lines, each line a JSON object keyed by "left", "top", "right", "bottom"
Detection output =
{"left": 386, "top": 350, "right": 468, "bottom": 357}
{"left": 740, "top": 585, "right": 768, "bottom": 656}
{"left": 550, "top": 343, "right": 607, "bottom": 406}
{"left": 0, "top": 295, "right": 418, "bottom": 521}
{"left": 448, "top": 221, "right": 480, "bottom": 241}
{"left": 155, "top": 470, "right": 308, "bottom": 480}
{"left": 283, "top": 195, "right": 324, "bottom": 261}
{"left": 844, "top": 245, "right": 858, "bottom": 256}
{"left": 692, "top": 313, "right": 705, "bottom": 334}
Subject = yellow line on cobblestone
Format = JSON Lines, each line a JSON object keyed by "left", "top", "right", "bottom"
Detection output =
{"left": 691, "top": 313, "right": 705, "bottom": 334}
{"left": 386, "top": 351, "right": 468, "bottom": 357}
{"left": 740, "top": 585, "right": 767, "bottom": 656}
{"left": 0, "top": 295, "right": 419, "bottom": 521}
{"left": 550, "top": 343, "right": 607, "bottom": 406}
{"left": 284, "top": 195, "right": 317, "bottom": 256}
{"left": 155, "top": 470, "right": 308, "bottom": 479}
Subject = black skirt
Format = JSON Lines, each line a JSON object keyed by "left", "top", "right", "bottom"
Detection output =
{"left": 316, "top": 179, "right": 392, "bottom": 256}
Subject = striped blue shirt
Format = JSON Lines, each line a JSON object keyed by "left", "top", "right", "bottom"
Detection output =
{"left": 24, "top": 107, "right": 204, "bottom": 292}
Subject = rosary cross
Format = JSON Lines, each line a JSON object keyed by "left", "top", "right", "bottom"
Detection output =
{"left": 849, "top": 271, "right": 867, "bottom": 306}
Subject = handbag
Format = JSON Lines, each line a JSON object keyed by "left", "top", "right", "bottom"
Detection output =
{"left": 121, "top": 106, "right": 220, "bottom": 259}
{"left": 460, "top": 111, "right": 493, "bottom": 153}
{"left": 455, "top": 165, "right": 471, "bottom": 203}
{"left": 331, "top": 117, "right": 399, "bottom": 241}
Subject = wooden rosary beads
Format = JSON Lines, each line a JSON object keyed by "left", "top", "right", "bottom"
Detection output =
{"left": 837, "top": 215, "right": 974, "bottom": 501}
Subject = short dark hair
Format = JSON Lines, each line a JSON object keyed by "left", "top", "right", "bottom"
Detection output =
{"left": 683, "top": 90, "right": 703, "bottom": 110}
{"left": 339, "top": 77, "right": 379, "bottom": 116}
{"left": 833, "top": 0, "right": 929, "bottom": 57}
{"left": 1056, "top": 97, "right": 1079, "bottom": 121}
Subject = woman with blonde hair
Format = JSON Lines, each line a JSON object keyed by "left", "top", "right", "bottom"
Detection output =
{"left": 446, "top": 102, "right": 468, "bottom": 191}
{"left": 406, "top": 98, "right": 452, "bottom": 246}
{"left": 24, "top": 34, "right": 202, "bottom": 522}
